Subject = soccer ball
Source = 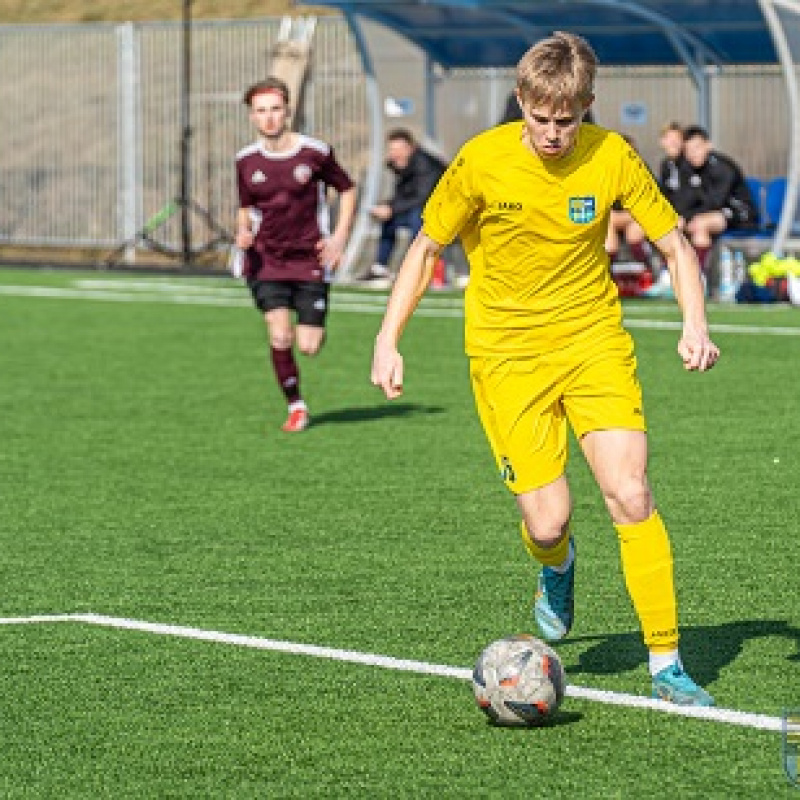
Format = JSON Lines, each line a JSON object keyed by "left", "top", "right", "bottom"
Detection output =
{"left": 472, "top": 634, "right": 566, "bottom": 726}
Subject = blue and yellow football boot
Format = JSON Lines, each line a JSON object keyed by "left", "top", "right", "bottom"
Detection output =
{"left": 651, "top": 663, "right": 714, "bottom": 706}
{"left": 533, "top": 537, "right": 575, "bottom": 642}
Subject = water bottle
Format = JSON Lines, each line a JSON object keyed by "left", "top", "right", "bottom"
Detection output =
{"left": 717, "top": 247, "right": 736, "bottom": 302}
{"left": 733, "top": 249, "right": 747, "bottom": 290}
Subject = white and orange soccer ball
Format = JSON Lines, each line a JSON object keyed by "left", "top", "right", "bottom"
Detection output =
{"left": 472, "top": 634, "right": 566, "bottom": 726}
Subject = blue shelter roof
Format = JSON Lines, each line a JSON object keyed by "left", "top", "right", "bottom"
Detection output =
{"left": 305, "top": 1, "right": 778, "bottom": 67}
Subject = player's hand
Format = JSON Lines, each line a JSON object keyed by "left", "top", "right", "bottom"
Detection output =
{"left": 316, "top": 235, "right": 345, "bottom": 269}
{"left": 371, "top": 336, "right": 404, "bottom": 399}
{"left": 235, "top": 229, "right": 254, "bottom": 250}
{"left": 228, "top": 246, "right": 245, "bottom": 278}
{"left": 370, "top": 204, "right": 393, "bottom": 222}
{"left": 677, "top": 330, "right": 720, "bottom": 372}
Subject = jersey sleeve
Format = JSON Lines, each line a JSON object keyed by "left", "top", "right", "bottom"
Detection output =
{"left": 318, "top": 148, "right": 355, "bottom": 193}
{"left": 422, "top": 145, "right": 481, "bottom": 246}
{"left": 236, "top": 160, "right": 253, "bottom": 208}
{"left": 618, "top": 141, "right": 678, "bottom": 242}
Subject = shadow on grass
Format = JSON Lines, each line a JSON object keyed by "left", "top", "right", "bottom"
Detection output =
{"left": 310, "top": 403, "right": 445, "bottom": 426}
{"left": 485, "top": 710, "right": 584, "bottom": 730}
{"left": 566, "top": 619, "right": 800, "bottom": 684}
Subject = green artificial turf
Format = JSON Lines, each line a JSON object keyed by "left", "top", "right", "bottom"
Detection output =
{"left": 0, "top": 268, "right": 797, "bottom": 797}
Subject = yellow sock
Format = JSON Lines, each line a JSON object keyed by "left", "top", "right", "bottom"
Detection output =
{"left": 520, "top": 521, "right": 570, "bottom": 567}
{"left": 615, "top": 510, "right": 679, "bottom": 653}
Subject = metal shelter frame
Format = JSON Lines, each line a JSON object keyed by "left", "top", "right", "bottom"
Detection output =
{"left": 300, "top": 0, "right": 800, "bottom": 275}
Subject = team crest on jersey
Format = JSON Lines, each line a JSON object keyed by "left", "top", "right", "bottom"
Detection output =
{"left": 293, "top": 164, "right": 312, "bottom": 184}
{"left": 251, "top": 169, "right": 267, "bottom": 184}
{"left": 568, "top": 196, "right": 596, "bottom": 223}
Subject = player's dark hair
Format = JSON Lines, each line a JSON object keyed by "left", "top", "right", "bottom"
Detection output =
{"left": 243, "top": 77, "right": 290, "bottom": 107}
{"left": 386, "top": 128, "right": 416, "bottom": 146}
{"left": 682, "top": 125, "right": 709, "bottom": 142}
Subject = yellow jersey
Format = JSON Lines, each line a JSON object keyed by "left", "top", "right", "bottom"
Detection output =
{"left": 423, "top": 122, "right": 678, "bottom": 357}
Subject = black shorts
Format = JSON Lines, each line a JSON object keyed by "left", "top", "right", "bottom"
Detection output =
{"left": 247, "top": 280, "right": 330, "bottom": 327}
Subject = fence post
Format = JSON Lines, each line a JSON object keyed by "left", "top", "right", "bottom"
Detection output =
{"left": 117, "top": 22, "right": 139, "bottom": 263}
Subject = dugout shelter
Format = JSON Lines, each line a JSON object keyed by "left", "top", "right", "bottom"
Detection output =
{"left": 299, "top": 0, "right": 800, "bottom": 279}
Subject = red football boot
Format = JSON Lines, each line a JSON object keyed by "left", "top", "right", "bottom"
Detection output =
{"left": 281, "top": 407, "right": 310, "bottom": 433}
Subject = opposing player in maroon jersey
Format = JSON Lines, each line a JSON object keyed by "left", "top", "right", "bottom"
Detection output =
{"left": 235, "top": 77, "right": 356, "bottom": 432}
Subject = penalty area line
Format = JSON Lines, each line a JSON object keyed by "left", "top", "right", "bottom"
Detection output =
{"left": 0, "top": 612, "right": 782, "bottom": 732}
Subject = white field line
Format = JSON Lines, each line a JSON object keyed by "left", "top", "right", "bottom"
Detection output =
{"left": 0, "top": 612, "right": 783, "bottom": 732}
{"left": 70, "top": 280, "right": 466, "bottom": 308}
{"left": 1, "top": 283, "right": 799, "bottom": 334}
{"left": 74, "top": 279, "right": 244, "bottom": 294}
{"left": 0, "top": 613, "right": 79, "bottom": 625}
{"left": 68, "top": 280, "right": 800, "bottom": 316}
{"left": 624, "top": 318, "right": 800, "bottom": 336}
{"left": 0, "top": 284, "right": 252, "bottom": 307}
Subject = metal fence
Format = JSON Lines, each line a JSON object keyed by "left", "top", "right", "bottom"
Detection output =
{"left": 435, "top": 64, "right": 790, "bottom": 180}
{"left": 0, "top": 17, "right": 793, "bottom": 258}
{"left": 0, "top": 18, "right": 369, "bottom": 255}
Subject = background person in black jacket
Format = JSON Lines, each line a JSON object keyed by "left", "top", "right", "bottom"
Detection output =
{"left": 679, "top": 125, "right": 759, "bottom": 275}
{"left": 362, "top": 128, "right": 447, "bottom": 285}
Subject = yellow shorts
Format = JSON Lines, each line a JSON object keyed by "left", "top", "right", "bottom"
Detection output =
{"left": 469, "top": 330, "right": 646, "bottom": 495}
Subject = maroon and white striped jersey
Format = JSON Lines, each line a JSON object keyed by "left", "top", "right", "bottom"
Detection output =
{"left": 236, "top": 135, "right": 354, "bottom": 282}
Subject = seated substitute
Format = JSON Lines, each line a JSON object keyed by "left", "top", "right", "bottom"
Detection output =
{"left": 680, "top": 125, "right": 759, "bottom": 275}
{"left": 362, "top": 129, "right": 447, "bottom": 286}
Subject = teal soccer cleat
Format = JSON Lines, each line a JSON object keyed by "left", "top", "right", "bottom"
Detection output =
{"left": 651, "top": 663, "right": 715, "bottom": 707}
{"left": 533, "top": 537, "right": 575, "bottom": 642}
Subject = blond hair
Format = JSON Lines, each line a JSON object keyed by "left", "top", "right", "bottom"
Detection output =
{"left": 516, "top": 31, "right": 596, "bottom": 110}
{"left": 660, "top": 121, "right": 683, "bottom": 137}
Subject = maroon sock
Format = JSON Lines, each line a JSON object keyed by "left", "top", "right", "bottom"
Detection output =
{"left": 629, "top": 241, "right": 649, "bottom": 264}
{"left": 695, "top": 246, "right": 711, "bottom": 273}
{"left": 270, "top": 346, "right": 301, "bottom": 404}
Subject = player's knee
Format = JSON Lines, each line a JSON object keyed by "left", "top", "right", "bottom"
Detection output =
{"left": 522, "top": 512, "right": 570, "bottom": 548}
{"left": 604, "top": 477, "right": 652, "bottom": 524}
{"left": 693, "top": 229, "right": 713, "bottom": 247}
{"left": 298, "top": 341, "right": 321, "bottom": 356}
{"left": 517, "top": 479, "right": 572, "bottom": 546}
{"left": 297, "top": 333, "right": 325, "bottom": 356}
{"left": 270, "top": 335, "right": 293, "bottom": 351}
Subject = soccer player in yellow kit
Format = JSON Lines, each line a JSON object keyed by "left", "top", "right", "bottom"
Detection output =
{"left": 371, "top": 32, "right": 719, "bottom": 706}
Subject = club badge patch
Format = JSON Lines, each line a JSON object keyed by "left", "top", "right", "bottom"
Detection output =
{"left": 568, "top": 196, "right": 596, "bottom": 224}
{"left": 293, "top": 164, "right": 312, "bottom": 184}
